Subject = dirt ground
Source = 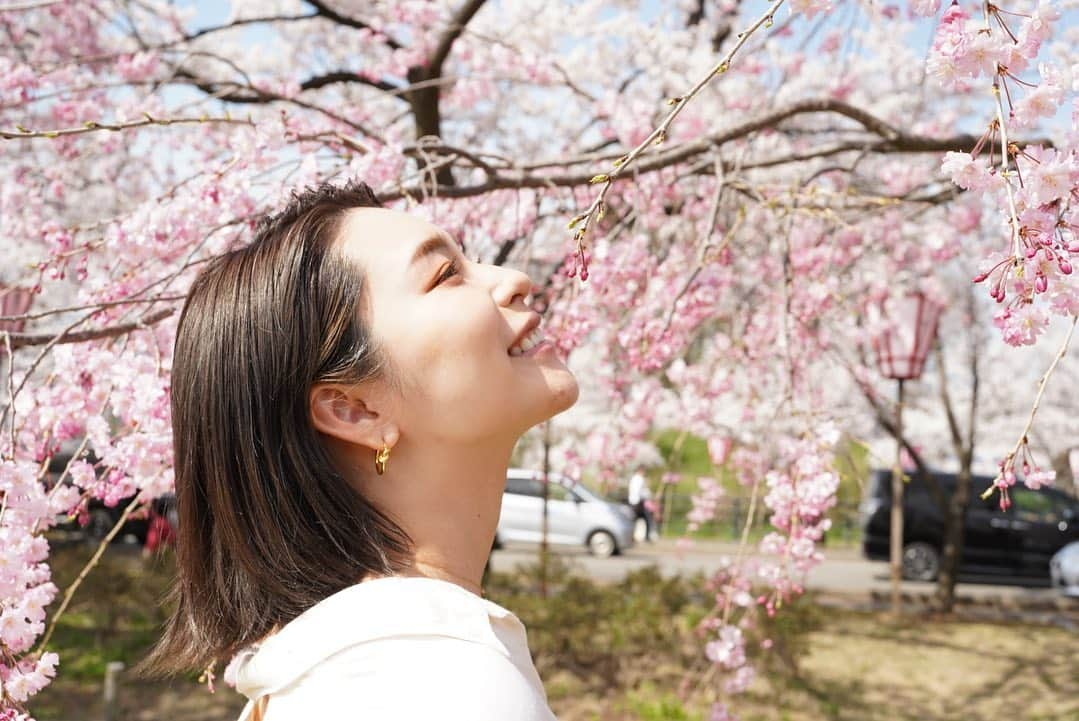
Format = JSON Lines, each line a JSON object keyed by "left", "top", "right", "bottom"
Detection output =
{"left": 770, "top": 614, "right": 1079, "bottom": 721}
{"left": 32, "top": 609, "right": 1078, "bottom": 721}
{"left": 546, "top": 612, "right": 1079, "bottom": 721}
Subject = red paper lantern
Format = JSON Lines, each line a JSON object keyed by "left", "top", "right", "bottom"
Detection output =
{"left": 0, "top": 286, "right": 33, "bottom": 335}
{"left": 871, "top": 291, "right": 942, "bottom": 381}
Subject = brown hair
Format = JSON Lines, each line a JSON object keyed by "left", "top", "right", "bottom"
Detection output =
{"left": 141, "top": 180, "right": 410, "bottom": 676}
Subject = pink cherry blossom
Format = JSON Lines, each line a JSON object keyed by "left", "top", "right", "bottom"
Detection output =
{"left": 1024, "top": 468, "right": 1055, "bottom": 490}
{"left": 910, "top": 0, "right": 941, "bottom": 17}
{"left": 992, "top": 305, "right": 1049, "bottom": 347}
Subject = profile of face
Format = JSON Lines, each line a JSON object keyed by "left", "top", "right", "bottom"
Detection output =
{"left": 316, "top": 207, "right": 579, "bottom": 455}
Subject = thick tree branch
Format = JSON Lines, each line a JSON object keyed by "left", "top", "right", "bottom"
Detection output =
{"left": 8, "top": 308, "right": 174, "bottom": 349}
{"left": 165, "top": 71, "right": 381, "bottom": 136}
{"left": 400, "top": 0, "right": 488, "bottom": 186}
{"left": 838, "top": 345, "right": 948, "bottom": 510}
{"left": 429, "top": 0, "right": 487, "bottom": 76}
{"left": 174, "top": 68, "right": 399, "bottom": 104}
{"left": 299, "top": 70, "right": 400, "bottom": 94}
{"left": 305, "top": 1, "right": 404, "bottom": 49}
{"left": 377, "top": 98, "right": 1047, "bottom": 201}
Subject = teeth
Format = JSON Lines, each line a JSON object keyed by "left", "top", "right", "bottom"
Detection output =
{"left": 510, "top": 326, "right": 546, "bottom": 356}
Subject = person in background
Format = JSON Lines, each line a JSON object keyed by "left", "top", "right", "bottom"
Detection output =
{"left": 142, "top": 496, "right": 177, "bottom": 558}
{"left": 628, "top": 465, "right": 656, "bottom": 542}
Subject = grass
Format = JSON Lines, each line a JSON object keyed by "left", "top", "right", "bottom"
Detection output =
{"left": 27, "top": 545, "right": 1079, "bottom": 721}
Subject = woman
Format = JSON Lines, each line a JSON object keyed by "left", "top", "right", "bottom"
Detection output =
{"left": 141, "top": 180, "right": 580, "bottom": 720}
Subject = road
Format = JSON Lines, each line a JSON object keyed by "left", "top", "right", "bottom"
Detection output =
{"left": 489, "top": 538, "right": 1066, "bottom": 605}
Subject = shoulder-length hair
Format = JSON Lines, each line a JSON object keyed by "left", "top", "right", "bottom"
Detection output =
{"left": 141, "top": 180, "right": 410, "bottom": 677}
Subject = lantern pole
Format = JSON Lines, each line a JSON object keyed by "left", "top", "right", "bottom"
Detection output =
{"left": 874, "top": 290, "right": 941, "bottom": 619}
{"left": 539, "top": 419, "right": 551, "bottom": 600}
{"left": 890, "top": 378, "right": 905, "bottom": 617}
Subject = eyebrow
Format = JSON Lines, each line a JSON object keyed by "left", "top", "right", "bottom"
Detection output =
{"left": 409, "top": 234, "right": 457, "bottom": 267}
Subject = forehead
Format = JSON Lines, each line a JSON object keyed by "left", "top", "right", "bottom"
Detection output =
{"left": 336, "top": 207, "right": 447, "bottom": 272}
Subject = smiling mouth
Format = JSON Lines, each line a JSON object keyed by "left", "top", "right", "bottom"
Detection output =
{"left": 509, "top": 325, "right": 548, "bottom": 356}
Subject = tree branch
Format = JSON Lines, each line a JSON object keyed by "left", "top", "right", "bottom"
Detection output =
{"left": 964, "top": 289, "right": 980, "bottom": 455}
{"left": 305, "top": 0, "right": 404, "bottom": 49}
{"left": 300, "top": 70, "right": 399, "bottom": 94}
{"left": 982, "top": 314, "right": 1078, "bottom": 501}
{"left": 1, "top": 114, "right": 251, "bottom": 140}
{"left": 173, "top": 67, "right": 399, "bottom": 104}
{"left": 429, "top": 0, "right": 487, "bottom": 76}
{"left": 934, "top": 338, "right": 968, "bottom": 464}
{"left": 0, "top": 0, "right": 62, "bottom": 11}
{"left": 185, "top": 12, "right": 318, "bottom": 42}
{"left": 166, "top": 71, "right": 382, "bottom": 136}
{"left": 378, "top": 98, "right": 1047, "bottom": 201}
{"left": 8, "top": 308, "right": 174, "bottom": 350}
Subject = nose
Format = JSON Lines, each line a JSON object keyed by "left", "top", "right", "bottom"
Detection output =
{"left": 490, "top": 264, "right": 536, "bottom": 309}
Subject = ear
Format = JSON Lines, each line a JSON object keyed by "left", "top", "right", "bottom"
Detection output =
{"left": 309, "top": 383, "right": 398, "bottom": 452}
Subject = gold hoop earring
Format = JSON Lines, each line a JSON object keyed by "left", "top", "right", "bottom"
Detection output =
{"left": 375, "top": 443, "right": 391, "bottom": 475}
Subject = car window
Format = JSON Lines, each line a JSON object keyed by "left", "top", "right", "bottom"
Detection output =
{"left": 505, "top": 476, "right": 543, "bottom": 497}
{"left": 547, "top": 483, "right": 573, "bottom": 502}
{"left": 505, "top": 475, "right": 581, "bottom": 501}
{"left": 1011, "top": 488, "right": 1061, "bottom": 523}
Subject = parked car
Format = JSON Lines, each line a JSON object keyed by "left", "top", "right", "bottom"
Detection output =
{"left": 1050, "top": 541, "right": 1079, "bottom": 597}
{"left": 496, "top": 468, "right": 635, "bottom": 557}
{"left": 861, "top": 469, "right": 1079, "bottom": 583}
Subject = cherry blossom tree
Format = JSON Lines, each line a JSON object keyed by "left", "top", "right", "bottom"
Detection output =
{"left": 1, "top": 1, "right": 1076, "bottom": 718}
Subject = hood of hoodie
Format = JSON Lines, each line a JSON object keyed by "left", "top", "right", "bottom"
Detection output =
{"left": 224, "top": 576, "right": 519, "bottom": 701}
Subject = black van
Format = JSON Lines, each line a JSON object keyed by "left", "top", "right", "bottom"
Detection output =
{"left": 861, "top": 469, "right": 1079, "bottom": 583}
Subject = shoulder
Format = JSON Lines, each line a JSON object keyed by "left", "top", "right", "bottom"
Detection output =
{"left": 265, "top": 634, "right": 552, "bottom": 721}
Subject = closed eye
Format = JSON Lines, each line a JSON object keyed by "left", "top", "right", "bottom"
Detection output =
{"left": 433, "top": 259, "right": 460, "bottom": 287}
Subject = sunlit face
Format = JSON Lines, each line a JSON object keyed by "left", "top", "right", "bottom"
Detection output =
{"left": 337, "top": 207, "right": 579, "bottom": 445}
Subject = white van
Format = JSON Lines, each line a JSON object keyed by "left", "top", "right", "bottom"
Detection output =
{"left": 495, "top": 468, "right": 636, "bottom": 557}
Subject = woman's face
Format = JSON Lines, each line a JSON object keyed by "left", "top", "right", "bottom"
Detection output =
{"left": 338, "top": 207, "right": 579, "bottom": 445}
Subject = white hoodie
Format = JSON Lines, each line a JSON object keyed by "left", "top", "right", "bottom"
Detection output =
{"left": 226, "top": 576, "right": 558, "bottom": 721}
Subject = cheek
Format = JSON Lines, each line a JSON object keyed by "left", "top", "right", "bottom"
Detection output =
{"left": 392, "top": 300, "right": 511, "bottom": 407}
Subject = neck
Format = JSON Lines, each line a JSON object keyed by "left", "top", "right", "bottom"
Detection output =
{"left": 354, "top": 433, "right": 517, "bottom": 597}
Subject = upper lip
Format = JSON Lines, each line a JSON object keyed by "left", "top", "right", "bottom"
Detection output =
{"left": 509, "top": 312, "right": 542, "bottom": 352}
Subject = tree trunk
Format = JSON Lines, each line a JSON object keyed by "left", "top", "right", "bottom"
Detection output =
{"left": 932, "top": 312, "right": 979, "bottom": 614}
{"left": 1050, "top": 447, "right": 1077, "bottom": 498}
{"left": 935, "top": 465, "right": 971, "bottom": 612}
{"left": 405, "top": 67, "right": 456, "bottom": 187}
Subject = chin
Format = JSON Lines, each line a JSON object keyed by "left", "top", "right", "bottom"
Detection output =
{"left": 508, "top": 374, "right": 578, "bottom": 433}
{"left": 541, "top": 370, "right": 580, "bottom": 419}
